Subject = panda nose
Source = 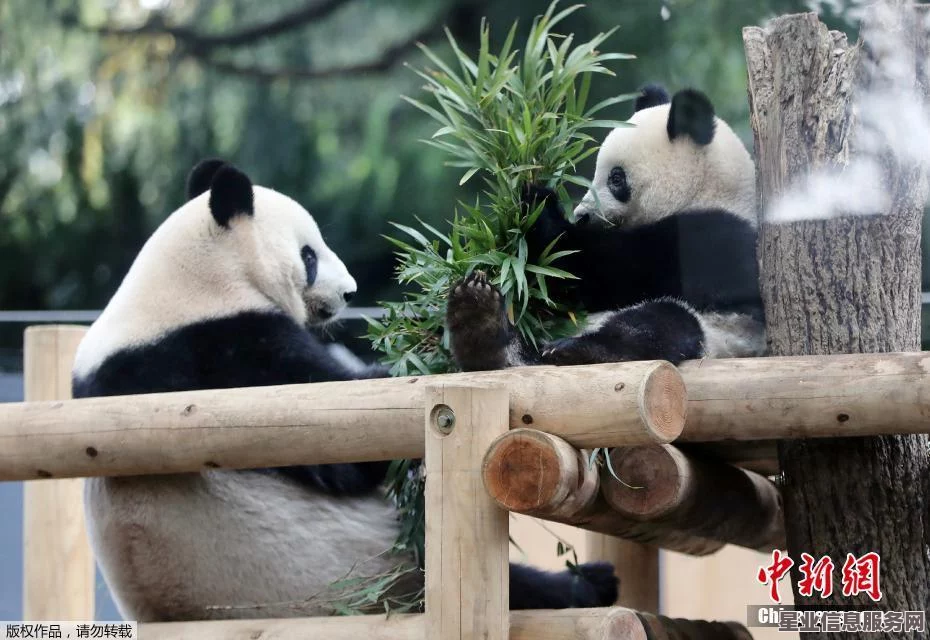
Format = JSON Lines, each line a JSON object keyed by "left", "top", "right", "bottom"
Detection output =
{"left": 575, "top": 212, "right": 591, "bottom": 225}
{"left": 343, "top": 291, "right": 356, "bottom": 303}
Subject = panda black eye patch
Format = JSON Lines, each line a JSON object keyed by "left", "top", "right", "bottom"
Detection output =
{"left": 607, "top": 166, "right": 631, "bottom": 203}
{"left": 301, "top": 245, "right": 318, "bottom": 285}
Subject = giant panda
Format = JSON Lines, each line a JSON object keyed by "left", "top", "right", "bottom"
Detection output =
{"left": 446, "top": 85, "right": 765, "bottom": 371}
{"left": 72, "top": 159, "right": 618, "bottom": 621}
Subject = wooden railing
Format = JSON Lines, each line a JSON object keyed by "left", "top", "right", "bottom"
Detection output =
{"left": 6, "top": 325, "right": 930, "bottom": 638}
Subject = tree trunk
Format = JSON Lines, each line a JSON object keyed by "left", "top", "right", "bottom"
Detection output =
{"left": 744, "top": 6, "right": 930, "bottom": 631}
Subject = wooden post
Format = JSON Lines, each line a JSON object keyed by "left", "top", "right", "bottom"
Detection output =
{"left": 22, "top": 325, "right": 94, "bottom": 620}
{"left": 425, "top": 385, "right": 510, "bottom": 640}
{"left": 585, "top": 535, "right": 659, "bottom": 613}
{"left": 745, "top": 4, "right": 930, "bottom": 622}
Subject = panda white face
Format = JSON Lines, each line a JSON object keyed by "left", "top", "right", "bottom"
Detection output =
{"left": 574, "top": 88, "right": 756, "bottom": 228}
{"left": 73, "top": 162, "right": 356, "bottom": 377}
{"left": 244, "top": 185, "right": 357, "bottom": 326}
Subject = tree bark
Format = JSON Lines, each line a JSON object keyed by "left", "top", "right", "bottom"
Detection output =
{"left": 744, "top": 7, "right": 930, "bottom": 630}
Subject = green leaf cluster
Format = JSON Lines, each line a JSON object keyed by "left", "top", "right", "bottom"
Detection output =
{"left": 367, "top": 1, "right": 636, "bottom": 377}
{"left": 355, "top": 2, "right": 637, "bottom": 613}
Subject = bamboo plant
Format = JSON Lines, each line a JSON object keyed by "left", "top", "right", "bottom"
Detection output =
{"left": 358, "top": 1, "right": 635, "bottom": 611}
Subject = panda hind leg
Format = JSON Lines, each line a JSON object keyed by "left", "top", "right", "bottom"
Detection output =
{"left": 540, "top": 299, "right": 706, "bottom": 366}
{"left": 446, "top": 271, "right": 530, "bottom": 371}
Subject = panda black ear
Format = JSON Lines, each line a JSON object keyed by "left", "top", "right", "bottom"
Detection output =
{"left": 634, "top": 83, "right": 671, "bottom": 113}
{"left": 667, "top": 88, "right": 716, "bottom": 145}
{"left": 208, "top": 165, "right": 254, "bottom": 228}
{"left": 186, "top": 158, "right": 228, "bottom": 201}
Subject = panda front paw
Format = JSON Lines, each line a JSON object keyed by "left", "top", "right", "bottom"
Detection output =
{"left": 446, "top": 271, "right": 511, "bottom": 371}
{"left": 447, "top": 270, "right": 504, "bottom": 327}
{"left": 572, "top": 561, "right": 620, "bottom": 607}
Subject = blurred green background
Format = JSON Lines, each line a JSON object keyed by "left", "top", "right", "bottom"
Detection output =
{"left": 1, "top": 0, "right": 859, "bottom": 321}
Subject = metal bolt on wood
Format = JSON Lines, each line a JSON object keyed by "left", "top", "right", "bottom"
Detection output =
{"left": 432, "top": 404, "right": 455, "bottom": 434}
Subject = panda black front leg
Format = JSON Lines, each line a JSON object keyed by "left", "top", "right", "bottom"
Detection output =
{"left": 509, "top": 561, "right": 619, "bottom": 609}
{"left": 539, "top": 335, "right": 621, "bottom": 366}
{"left": 446, "top": 271, "right": 516, "bottom": 371}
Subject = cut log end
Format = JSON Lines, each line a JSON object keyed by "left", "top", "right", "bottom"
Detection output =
{"left": 482, "top": 428, "right": 579, "bottom": 513}
{"left": 604, "top": 444, "right": 785, "bottom": 551}
{"left": 638, "top": 361, "right": 688, "bottom": 443}
{"left": 602, "top": 445, "right": 687, "bottom": 520}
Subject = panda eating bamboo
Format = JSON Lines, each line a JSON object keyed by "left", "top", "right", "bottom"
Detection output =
{"left": 446, "top": 85, "right": 766, "bottom": 371}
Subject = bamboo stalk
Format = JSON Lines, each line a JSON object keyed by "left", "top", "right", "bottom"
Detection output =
{"left": 601, "top": 445, "right": 784, "bottom": 551}
{"left": 22, "top": 326, "right": 95, "bottom": 620}
{"left": 0, "top": 360, "right": 684, "bottom": 481}
{"left": 483, "top": 429, "right": 724, "bottom": 556}
{"left": 424, "top": 385, "right": 510, "bottom": 640}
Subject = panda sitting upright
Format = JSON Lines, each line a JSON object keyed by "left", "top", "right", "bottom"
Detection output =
{"left": 446, "top": 85, "right": 765, "bottom": 371}
{"left": 72, "top": 159, "right": 618, "bottom": 621}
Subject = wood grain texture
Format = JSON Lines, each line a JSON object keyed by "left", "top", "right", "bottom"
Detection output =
{"left": 601, "top": 445, "right": 784, "bottom": 551}
{"left": 424, "top": 385, "right": 510, "bottom": 640}
{"left": 746, "top": 6, "right": 930, "bottom": 623}
{"left": 636, "top": 612, "right": 753, "bottom": 640}
{"left": 483, "top": 428, "right": 598, "bottom": 515}
{"left": 482, "top": 428, "right": 725, "bottom": 556}
{"left": 6, "top": 348, "right": 930, "bottom": 481}
{"left": 678, "top": 352, "right": 930, "bottom": 442}
{"left": 0, "top": 360, "right": 684, "bottom": 481}
{"left": 142, "top": 608, "right": 753, "bottom": 640}
{"left": 684, "top": 440, "right": 779, "bottom": 477}
{"left": 142, "top": 610, "right": 644, "bottom": 640}
{"left": 22, "top": 325, "right": 95, "bottom": 620}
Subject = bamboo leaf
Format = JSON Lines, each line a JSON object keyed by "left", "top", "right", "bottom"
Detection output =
{"left": 459, "top": 167, "right": 480, "bottom": 185}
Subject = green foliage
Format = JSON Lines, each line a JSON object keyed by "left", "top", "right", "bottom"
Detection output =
{"left": 358, "top": 3, "right": 637, "bottom": 613}
{"left": 367, "top": 2, "right": 635, "bottom": 377}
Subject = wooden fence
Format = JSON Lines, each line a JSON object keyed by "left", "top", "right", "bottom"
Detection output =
{"left": 4, "top": 325, "right": 929, "bottom": 638}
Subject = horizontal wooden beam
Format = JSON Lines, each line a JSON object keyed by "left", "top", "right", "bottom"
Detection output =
{"left": 142, "top": 609, "right": 751, "bottom": 640}
{"left": 679, "top": 351, "right": 930, "bottom": 442}
{"left": 483, "top": 429, "right": 724, "bottom": 556}
{"left": 684, "top": 440, "right": 780, "bottom": 476}
{"left": 601, "top": 445, "right": 784, "bottom": 551}
{"left": 2, "top": 351, "right": 927, "bottom": 481}
{"left": 0, "top": 361, "right": 684, "bottom": 481}
{"left": 637, "top": 612, "right": 753, "bottom": 640}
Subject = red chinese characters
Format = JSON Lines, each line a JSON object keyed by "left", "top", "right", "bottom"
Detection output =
{"left": 758, "top": 551, "right": 882, "bottom": 603}
{"left": 757, "top": 549, "right": 794, "bottom": 603}
{"left": 841, "top": 552, "right": 883, "bottom": 602}
{"left": 797, "top": 553, "right": 835, "bottom": 598}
